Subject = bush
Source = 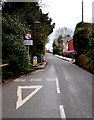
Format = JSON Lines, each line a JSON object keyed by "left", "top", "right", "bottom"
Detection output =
{"left": 75, "top": 54, "right": 94, "bottom": 73}
{"left": 62, "top": 53, "right": 73, "bottom": 58}
{"left": 2, "top": 16, "right": 29, "bottom": 80}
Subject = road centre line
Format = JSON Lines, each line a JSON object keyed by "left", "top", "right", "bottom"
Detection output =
{"left": 59, "top": 105, "right": 66, "bottom": 119}
{"left": 56, "top": 78, "right": 60, "bottom": 94}
{"left": 47, "top": 78, "right": 60, "bottom": 94}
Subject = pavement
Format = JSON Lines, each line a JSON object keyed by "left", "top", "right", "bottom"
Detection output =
{"left": 33, "top": 61, "right": 47, "bottom": 69}
{"left": 2, "top": 53, "right": 93, "bottom": 119}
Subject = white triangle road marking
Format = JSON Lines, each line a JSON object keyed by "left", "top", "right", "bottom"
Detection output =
{"left": 16, "top": 85, "right": 43, "bottom": 109}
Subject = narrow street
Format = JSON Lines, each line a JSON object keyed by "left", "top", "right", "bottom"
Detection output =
{"left": 2, "top": 53, "right": 92, "bottom": 119}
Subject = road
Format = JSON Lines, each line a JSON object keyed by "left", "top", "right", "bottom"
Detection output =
{"left": 2, "top": 53, "right": 93, "bottom": 119}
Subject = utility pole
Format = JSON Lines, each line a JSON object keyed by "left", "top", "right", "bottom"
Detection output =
{"left": 82, "top": 0, "right": 84, "bottom": 22}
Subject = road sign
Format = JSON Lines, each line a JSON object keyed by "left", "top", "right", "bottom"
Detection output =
{"left": 23, "top": 40, "right": 33, "bottom": 45}
{"left": 33, "top": 56, "right": 37, "bottom": 66}
{"left": 25, "top": 33, "right": 32, "bottom": 40}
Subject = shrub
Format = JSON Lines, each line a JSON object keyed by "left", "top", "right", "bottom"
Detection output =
{"left": 62, "top": 53, "right": 73, "bottom": 58}
{"left": 76, "top": 54, "right": 94, "bottom": 73}
{"left": 2, "top": 16, "right": 29, "bottom": 80}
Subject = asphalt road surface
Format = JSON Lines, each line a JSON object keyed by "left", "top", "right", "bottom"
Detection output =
{"left": 2, "top": 53, "right": 93, "bottom": 119}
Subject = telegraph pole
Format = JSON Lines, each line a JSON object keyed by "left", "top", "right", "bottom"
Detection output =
{"left": 82, "top": 0, "right": 84, "bottom": 22}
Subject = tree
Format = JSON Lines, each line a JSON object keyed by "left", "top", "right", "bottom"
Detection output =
{"left": 55, "top": 27, "right": 73, "bottom": 41}
{"left": 2, "top": 16, "right": 29, "bottom": 79}
{"left": 53, "top": 27, "right": 73, "bottom": 54}
{"left": 2, "top": 2, "right": 54, "bottom": 59}
{"left": 57, "top": 35, "right": 63, "bottom": 54}
{"left": 73, "top": 22, "right": 94, "bottom": 74}
{"left": 87, "top": 24, "right": 94, "bottom": 73}
{"left": 73, "top": 22, "right": 92, "bottom": 55}
{"left": 53, "top": 41, "right": 59, "bottom": 54}
{"left": 2, "top": 2, "right": 55, "bottom": 80}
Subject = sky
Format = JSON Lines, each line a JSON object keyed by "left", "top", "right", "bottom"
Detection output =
{"left": 39, "top": 0, "right": 94, "bottom": 51}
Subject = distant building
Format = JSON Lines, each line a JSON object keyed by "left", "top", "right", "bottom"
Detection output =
{"left": 68, "top": 37, "right": 74, "bottom": 51}
{"left": 63, "top": 42, "right": 68, "bottom": 52}
{"left": 63, "top": 37, "right": 75, "bottom": 52}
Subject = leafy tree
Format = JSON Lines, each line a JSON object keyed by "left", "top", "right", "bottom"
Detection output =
{"left": 53, "top": 41, "right": 59, "bottom": 54}
{"left": 2, "top": 2, "right": 55, "bottom": 80}
{"left": 2, "top": 16, "right": 29, "bottom": 79}
{"left": 57, "top": 35, "right": 63, "bottom": 54}
{"left": 87, "top": 24, "right": 94, "bottom": 72}
{"left": 73, "top": 22, "right": 91, "bottom": 55}
{"left": 73, "top": 22, "right": 94, "bottom": 73}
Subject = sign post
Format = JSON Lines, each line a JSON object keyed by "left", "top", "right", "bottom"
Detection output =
{"left": 23, "top": 33, "right": 33, "bottom": 63}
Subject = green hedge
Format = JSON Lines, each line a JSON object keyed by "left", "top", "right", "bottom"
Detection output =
{"left": 2, "top": 16, "right": 30, "bottom": 81}
{"left": 75, "top": 54, "right": 94, "bottom": 74}
{"left": 62, "top": 53, "right": 73, "bottom": 58}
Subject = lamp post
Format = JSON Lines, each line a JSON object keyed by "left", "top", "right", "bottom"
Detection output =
{"left": 34, "top": 21, "right": 44, "bottom": 64}
{"left": 82, "top": 0, "right": 84, "bottom": 22}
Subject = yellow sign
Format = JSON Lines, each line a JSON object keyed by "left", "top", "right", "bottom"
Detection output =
{"left": 33, "top": 56, "right": 37, "bottom": 66}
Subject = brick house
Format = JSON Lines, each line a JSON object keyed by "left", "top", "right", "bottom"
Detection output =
{"left": 68, "top": 37, "right": 74, "bottom": 51}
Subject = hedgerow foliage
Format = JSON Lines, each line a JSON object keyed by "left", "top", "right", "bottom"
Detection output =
{"left": 2, "top": 16, "right": 29, "bottom": 80}
{"left": 73, "top": 22, "right": 94, "bottom": 74}
{"left": 2, "top": 2, "right": 55, "bottom": 80}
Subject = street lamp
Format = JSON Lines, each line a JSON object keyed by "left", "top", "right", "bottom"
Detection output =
{"left": 34, "top": 21, "right": 44, "bottom": 64}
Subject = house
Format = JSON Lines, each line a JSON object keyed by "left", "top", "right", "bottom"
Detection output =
{"left": 63, "top": 41, "right": 68, "bottom": 52}
{"left": 67, "top": 37, "right": 74, "bottom": 51}
{"left": 63, "top": 37, "right": 75, "bottom": 53}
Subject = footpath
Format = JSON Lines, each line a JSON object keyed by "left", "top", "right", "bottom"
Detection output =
{"left": 54, "top": 54, "right": 75, "bottom": 64}
{"left": 33, "top": 61, "right": 47, "bottom": 69}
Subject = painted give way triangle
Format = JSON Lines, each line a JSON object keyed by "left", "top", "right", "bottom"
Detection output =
{"left": 16, "top": 85, "right": 43, "bottom": 109}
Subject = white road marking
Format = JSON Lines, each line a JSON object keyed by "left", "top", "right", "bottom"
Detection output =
{"left": 56, "top": 78, "right": 60, "bottom": 94}
{"left": 30, "top": 78, "right": 42, "bottom": 81}
{"left": 14, "top": 79, "right": 25, "bottom": 82}
{"left": 59, "top": 105, "right": 66, "bottom": 119}
{"left": 47, "top": 78, "right": 60, "bottom": 94}
{"left": 16, "top": 85, "right": 43, "bottom": 109}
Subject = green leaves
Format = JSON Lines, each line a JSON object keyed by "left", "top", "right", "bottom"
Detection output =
{"left": 2, "top": 16, "right": 29, "bottom": 79}
{"left": 73, "top": 22, "right": 94, "bottom": 74}
{"left": 2, "top": 2, "right": 55, "bottom": 80}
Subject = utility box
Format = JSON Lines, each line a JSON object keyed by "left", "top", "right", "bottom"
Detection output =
{"left": 33, "top": 56, "right": 37, "bottom": 66}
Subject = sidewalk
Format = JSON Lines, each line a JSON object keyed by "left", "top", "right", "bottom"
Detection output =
{"left": 54, "top": 54, "right": 75, "bottom": 63}
{"left": 33, "top": 61, "right": 47, "bottom": 69}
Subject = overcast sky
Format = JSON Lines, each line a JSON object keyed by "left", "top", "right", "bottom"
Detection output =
{"left": 39, "top": 0, "right": 93, "bottom": 51}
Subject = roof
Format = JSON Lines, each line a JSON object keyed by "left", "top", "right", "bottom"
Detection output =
{"left": 67, "top": 37, "right": 73, "bottom": 42}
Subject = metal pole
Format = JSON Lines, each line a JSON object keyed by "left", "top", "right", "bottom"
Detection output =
{"left": 82, "top": 0, "right": 84, "bottom": 22}
{"left": 28, "top": 45, "right": 30, "bottom": 63}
